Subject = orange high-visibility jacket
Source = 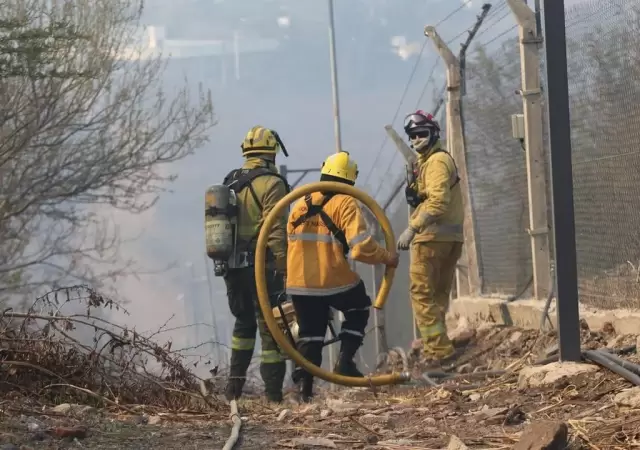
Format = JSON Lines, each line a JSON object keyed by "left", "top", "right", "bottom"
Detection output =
{"left": 286, "top": 192, "right": 392, "bottom": 296}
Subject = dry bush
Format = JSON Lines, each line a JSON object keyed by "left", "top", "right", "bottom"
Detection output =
{"left": 0, "top": 285, "right": 224, "bottom": 412}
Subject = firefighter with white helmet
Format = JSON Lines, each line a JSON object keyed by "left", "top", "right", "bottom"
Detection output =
{"left": 205, "top": 125, "right": 290, "bottom": 403}
{"left": 397, "top": 110, "right": 464, "bottom": 367}
{"left": 285, "top": 151, "right": 400, "bottom": 402}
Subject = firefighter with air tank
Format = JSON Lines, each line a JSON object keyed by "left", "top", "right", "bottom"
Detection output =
{"left": 397, "top": 110, "right": 465, "bottom": 367}
{"left": 205, "top": 125, "right": 291, "bottom": 403}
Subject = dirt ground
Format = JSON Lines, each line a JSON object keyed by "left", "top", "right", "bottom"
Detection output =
{"left": 2, "top": 322, "right": 640, "bottom": 449}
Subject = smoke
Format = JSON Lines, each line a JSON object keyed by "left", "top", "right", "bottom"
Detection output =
{"left": 390, "top": 35, "right": 422, "bottom": 61}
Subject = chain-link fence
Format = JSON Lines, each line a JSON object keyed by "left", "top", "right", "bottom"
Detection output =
{"left": 352, "top": 0, "right": 640, "bottom": 364}
{"left": 566, "top": 0, "right": 640, "bottom": 310}
{"left": 464, "top": 34, "right": 533, "bottom": 296}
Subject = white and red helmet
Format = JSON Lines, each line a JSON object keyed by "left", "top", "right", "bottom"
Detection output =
{"left": 403, "top": 110, "right": 440, "bottom": 152}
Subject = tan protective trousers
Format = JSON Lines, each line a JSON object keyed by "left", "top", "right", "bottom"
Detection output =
{"left": 409, "top": 241, "right": 463, "bottom": 358}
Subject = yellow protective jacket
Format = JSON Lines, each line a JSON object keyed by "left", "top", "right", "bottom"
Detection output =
{"left": 234, "top": 158, "right": 288, "bottom": 262}
{"left": 409, "top": 144, "right": 464, "bottom": 243}
{"left": 286, "top": 192, "right": 392, "bottom": 296}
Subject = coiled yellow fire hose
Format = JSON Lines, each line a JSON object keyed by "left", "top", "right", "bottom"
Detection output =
{"left": 255, "top": 181, "right": 411, "bottom": 387}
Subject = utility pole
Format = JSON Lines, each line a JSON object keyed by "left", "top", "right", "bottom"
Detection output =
{"left": 424, "top": 26, "right": 482, "bottom": 296}
{"left": 542, "top": 0, "right": 581, "bottom": 361}
{"left": 203, "top": 254, "right": 223, "bottom": 364}
{"left": 382, "top": 126, "right": 420, "bottom": 339}
{"left": 507, "top": 0, "right": 551, "bottom": 300}
{"left": 233, "top": 30, "right": 240, "bottom": 81}
{"left": 186, "top": 261, "right": 221, "bottom": 364}
{"left": 327, "top": 0, "right": 343, "bottom": 152}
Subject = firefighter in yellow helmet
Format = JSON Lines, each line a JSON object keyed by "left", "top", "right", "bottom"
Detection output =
{"left": 221, "top": 126, "right": 290, "bottom": 403}
{"left": 397, "top": 110, "right": 464, "bottom": 367}
{"left": 286, "top": 151, "right": 400, "bottom": 402}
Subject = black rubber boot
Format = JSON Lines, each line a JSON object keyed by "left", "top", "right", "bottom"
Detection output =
{"left": 262, "top": 361, "right": 286, "bottom": 403}
{"left": 333, "top": 339, "right": 364, "bottom": 377}
{"left": 333, "top": 354, "right": 364, "bottom": 377}
{"left": 298, "top": 375, "right": 314, "bottom": 403}
{"left": 225, "top": 349, "right": 252, "bottom": 401}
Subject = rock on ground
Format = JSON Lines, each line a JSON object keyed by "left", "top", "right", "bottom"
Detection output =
{"left": 447, "top": 435, "right": 469, "bottom": 450}
{"left": 614, "top": 387, "right": 640, "bottom": 408}
{"left": 518, "top": 362, "right": 599, "bottom": 388}
{"left": 513, "top": 421, "right": 568, "bottom": 450}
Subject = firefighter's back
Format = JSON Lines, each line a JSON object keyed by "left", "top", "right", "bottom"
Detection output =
{"left": 286, "top": 192, "right": 360, "bottom": 296}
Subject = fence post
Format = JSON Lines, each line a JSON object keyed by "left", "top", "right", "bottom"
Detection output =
{"left": 507, "top": 0, "right": 552, "bottom": 300}
{"left": 542, "top": 0, "right": 581, "bottom": 361}
{"left": 424, "top": 26, "right": 482, "bottom": 296}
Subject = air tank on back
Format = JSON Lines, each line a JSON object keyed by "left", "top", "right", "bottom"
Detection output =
{"left": 205, "top": 184, "right": 237, "bottom": 270}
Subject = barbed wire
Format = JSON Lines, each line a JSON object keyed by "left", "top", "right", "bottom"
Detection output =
{"left": 478, "top": 24, "right": 518, "bottom": 48}
{"left": 362, "top": 3, "right": 475, "bottom": 191}
{"left": 360, "top": 38, "right": 428, "bottom": 190}
{"left": 371, "top": 58, "right": 443, "bottom": 200}
{"left": 475, "top": 7, "right": 511, "bottom": 41}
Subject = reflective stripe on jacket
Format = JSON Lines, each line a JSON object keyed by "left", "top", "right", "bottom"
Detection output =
{"left": 409, "top": 145, "right": 464, "bottom": 243}
{"left": 234, "top": 158, "right": 288, "bottom": 261}
{"left": 286, "top": 192, "right": 392, "bottom": 296}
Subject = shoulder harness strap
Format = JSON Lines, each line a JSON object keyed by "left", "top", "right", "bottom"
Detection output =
{"left": 224, "top": 167, "right": 292, "bottom": 251}
{"left": 225, "top": 167, "right": 291, "bottom": 211}
{"left": 291, "top": 193, "right": 349, "bottom": 257}
{"left": 432, "top": 149, "right": 461, "bottom": 188}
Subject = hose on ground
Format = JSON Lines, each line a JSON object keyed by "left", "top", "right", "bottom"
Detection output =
{"left": 255, "top": 181, "right": 411, "bottom": 387}
{"left": 594, "top": 349, "right": 640, "bottom": 377}
{"left": 222, "top": 400, "right": 241, "bottom": 450}
{"left": 505, "top": 275, "right": 533, "bottom": 303}
{"left": 539, "top": 267, "right": 556, "bottom": 331}
{"left": 583, "top": 350, "right": 640, "bottom": 386}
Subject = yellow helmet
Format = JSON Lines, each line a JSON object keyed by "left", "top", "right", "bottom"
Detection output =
{"left": 241, "top": 126, "right": 289, "bottom": 157}
{"left": 320, "top": 151, "right": 359, "bottom": 183}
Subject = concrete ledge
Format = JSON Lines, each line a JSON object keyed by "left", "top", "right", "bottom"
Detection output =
{"left": 446, "top": 295, "right": 640, "bottom": 335}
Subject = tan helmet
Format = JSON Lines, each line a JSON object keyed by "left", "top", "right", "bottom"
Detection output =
{"left": 241, "top": 126, "right": 289, "bottom": 157}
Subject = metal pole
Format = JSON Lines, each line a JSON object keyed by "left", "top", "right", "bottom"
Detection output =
{"left": 233, "top": 30, "right": 240, "bottom": 81}
{"left": 534, "top": 0, "right": 542, "bottom": 36}
{"left": 327, "top": 0, "right": 342, "bottom": 152}
{"left": 203, "top": 254, "right": 222, "bottom": 364}
{"left": 542, "top": 0, "right": 581, "bottom": 361}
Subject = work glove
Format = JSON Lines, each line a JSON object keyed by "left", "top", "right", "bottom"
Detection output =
{"left": 396, "top": 227, "right": 417, "bottom": 251}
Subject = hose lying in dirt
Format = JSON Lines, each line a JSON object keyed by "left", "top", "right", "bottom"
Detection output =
{"left": 594, "top": 349, "right": 640, "bottom": 377}
{"left": 222, "top": 400, "right": 241, "bottom": 450}
{"left": 604, "top": 344, "right": 637, "bottom": 356}
{"left": 583, "top": 350, "right": 640, "bottom": 387}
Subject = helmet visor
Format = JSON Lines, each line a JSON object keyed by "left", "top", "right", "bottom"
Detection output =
{"left": 404, "top": 113, "right": 431, "bottom": 130}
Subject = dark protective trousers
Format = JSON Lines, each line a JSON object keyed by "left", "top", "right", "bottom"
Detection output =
{"left": 224, "top": 268, "right": 286, "bottom": 401}
{"left": 291, "top": 281, "right": 371, "bottom": 382}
